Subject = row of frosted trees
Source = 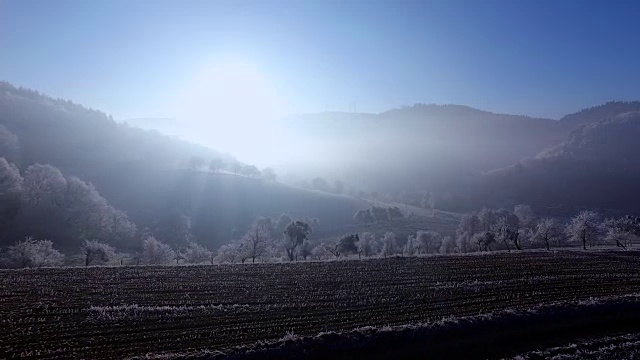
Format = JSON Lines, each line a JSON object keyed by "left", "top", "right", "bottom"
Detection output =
{"left": 454, "top": 205, "right": 640, "bottom": 253}
{"left": 2, "top": 204, "right": 638, "bottom": 268}
{"left": 0, "top": 216, "right": 318, "bottom": 268}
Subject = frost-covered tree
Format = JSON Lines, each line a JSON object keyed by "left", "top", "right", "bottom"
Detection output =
{"left": 495, "top": 210, "right": 521, "bottom": 251}
{"left": 2, "top": 237, "right": 64, "bottom": 268}
{"left": 63, "top": 176, "right": 127, "bottom": 243}
{"left": 81, "top": 240, "right": 116, "bottom": 266}
{"left": 241, "top": 165, "right": 261, "bottom": 178}
{"left": 356, "top": 232, "right": 376, "bottom": 258}
{"left": 215, "top": 243, "right": 244, "bottom": 263}
{"left": 603, "top": 216, "right": 640, "bottom": 249}
{"left": 416, "top": 230, "right": 440, "bottom": 254}
{"left": 473, "top": 231, "right": 495, "bottom": 252}
{"left": 321, "top": 238, "right": 342, "bottom": 259}
{"left": 477, "top": 208, "right": 497, "bottom": 232}
{"left": 403, "top": 235, "right": 418, "bottom": 256}
{"left": 21, "top": 163, "right": 67, "bottom": 212}
{"left": 439, "top": 236, "right": 455, "bottom": 254}
{"left": 311, "top": 243, "right": 330, "bottom": 260}
{"left": 533, "top": 218, "right": 563, "bottom": 250}
{"left": 0, "top": 157, "right": 22, "bottom": 234}
{"left": 381, "top": 232, "right": 397, "bottom": 257}
{"left": 181, "top": 241, "right": 212, "bottom": 264}
{"left": 140, "top": 236, "right": 175, "bottom": 265}
{"left": 456, "top": 213, "right": 480, "bottom": 253}
{"left": 283, "top": 220, "right": 312, "bottom": 261}
{"left": 240, "top": 220, "right": 273, "bottom": 263}
{"left": 17, "top": 164, "right": 136, "bottom": 248}
{"left": 566, "top": 211, "right": 601, "bottom": 250}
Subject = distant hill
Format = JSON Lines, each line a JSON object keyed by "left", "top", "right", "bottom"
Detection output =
{"left": 281, "top": 104, "right": 566, "bottom": 192}
{"left": 3, "top": 80, "right": 640, "bottom": 249}
{"left": 559, "top": 101, "right": 640, "bottom": 128}
{"left": 463, "top": 111, "right": 640, "bottom": 215}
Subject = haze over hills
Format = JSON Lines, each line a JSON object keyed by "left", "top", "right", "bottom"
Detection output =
{"left": 2, "top": 80, "right": 640, "bottom": 251}
{"left": 470, "top": 110, "right": 640, "bottom": 215}
{"left": 278, "top": 104, "right": 568, "bottom": 193}
{"left": 0, "top": 82, "right": 378, "bottom": 251}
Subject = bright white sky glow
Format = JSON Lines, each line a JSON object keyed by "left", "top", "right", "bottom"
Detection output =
{"left": 172, "top": 61, "right": 292, "bottom": 166}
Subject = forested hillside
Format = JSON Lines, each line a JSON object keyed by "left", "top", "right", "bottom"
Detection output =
{"left": 463, "top": 111, "right": 640, "bottom": 215}
{"left": 0, "top": 82, "right": 370, "bottom": 251}
{"left": 3, "top": 80, "right": 640, "bottom": 252}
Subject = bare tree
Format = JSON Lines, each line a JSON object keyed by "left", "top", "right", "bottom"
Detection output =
{"left": 566, "top": 211, "right": 601, "bottom": 250}
{"left": 321, "top": 239, "right": 342, "bottom": 259}
{"left": 240, "top": 220, "right": 273, "bottom": 263}
{"left": 403, "top": 235, "right": 418, "bottom": 256}
{"left": 381, "top": 232, "right": 397, "bottom": 258}
{"left": 473, "top": 231, "right": 495, "bottom": 252}
{"left": 229, "top": 162, "right": 242, "bottom": 175}
{"left": 356, "top": 232, "right": 376, "bottom": 258}
{"left": 533, "top": 218, "right": 562, "bottom": 250}
{"left": 495, "top": 211, "right": 521, "bottom": 251}
{"left": 416, "top": 230, "right": 440, "bottom": 254}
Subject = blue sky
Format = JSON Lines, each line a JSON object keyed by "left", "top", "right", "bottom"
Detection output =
{"left": 2, "top": 0, "right": 640, "bottom": 121}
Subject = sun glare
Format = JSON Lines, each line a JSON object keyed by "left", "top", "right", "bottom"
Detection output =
{"left": 174, "top": 60, "right": 289, "bottom": 166}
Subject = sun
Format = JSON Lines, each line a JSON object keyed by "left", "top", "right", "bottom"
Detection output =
{"left": 174, "top": 60, "right": 290, "bottom": 166}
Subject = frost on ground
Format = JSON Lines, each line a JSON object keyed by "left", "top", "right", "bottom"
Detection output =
{"left": 125, "top": 295, "right": 640, "bottom": 360}
{"left": 508, "top": 333, "right": 640, "bottom": 360}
